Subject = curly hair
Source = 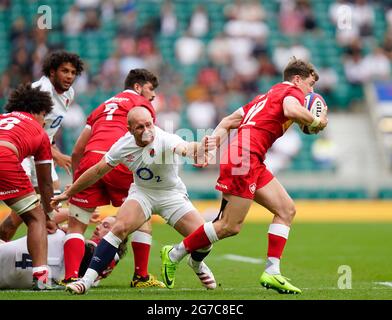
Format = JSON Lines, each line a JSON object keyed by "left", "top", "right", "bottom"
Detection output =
{"left": 42, "top": 50, "right": 84, "bottom": 76}
{"left": 124, "top": 69, "right": 159, "bottom": 90}
{"left": 4, "top": 83, "right": 53, "bottom": 115}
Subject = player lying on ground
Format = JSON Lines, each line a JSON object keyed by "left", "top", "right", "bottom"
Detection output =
{"left": 160, "top": 57, "right": 328, "bottom": 294}
{"left": 52, "top": 107, "right": 218, "bottom": 294}
{"left": 0, "top": 216, "right": 127, "bottom": 289}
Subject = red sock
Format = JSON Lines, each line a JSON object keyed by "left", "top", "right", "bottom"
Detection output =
{"left": 64, "top": 234, "right": 85, "bottom": 280}
{"left": 183, "top": 225, "right": 212, "bottom": 252}
{"left": 267, "top": 233, "right": 287, "bottom": 259}
{"left": 132, "top": 242, "right": 150, "bottom": 278}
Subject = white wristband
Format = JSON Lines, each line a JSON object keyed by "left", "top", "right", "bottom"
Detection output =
{"left": 310, "top": 117, "right": 321, "bottom": 128}
{"left": 46, "top": 211, "right": 55, "bottom": 220}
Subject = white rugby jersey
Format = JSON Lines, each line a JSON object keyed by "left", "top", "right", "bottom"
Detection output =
{"left": 32, "top": 76, "right": 74, "bottom": 143}
{"left": 105, "top": 126, "right": 188, "bottom": 192}
{"left": 0, "top": 230, "right": 65, "bottom": 289}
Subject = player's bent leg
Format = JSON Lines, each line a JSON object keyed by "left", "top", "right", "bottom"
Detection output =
{"left": 254, "top": 178, "right": 300, "bottom": 294}
{"left": 4, "top": 193, "right": 47, "bottom": 267}
{"left": 62, "top": 205, "right": 92, "bottom": 283}
{"left": 0, "top": 211, "right": 23, "bottom": 241}
{"left": 161, "top": 211, "right": 215, "bottom": 289}
{"left": 69, "top": 200, "right": 148, "bottom": 295}
{"left": 111, "top": 199, "right": 148, "bottom": 240}
{"left": 213, "top": 194, "right": 252, "bottom": 239}
{"left": 254, "top": 178, "right": 296, "bottom": 226}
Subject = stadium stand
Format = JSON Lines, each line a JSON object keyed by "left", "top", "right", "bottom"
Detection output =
{"left": 1, "top": 0, "right": 392, "bottom": 199}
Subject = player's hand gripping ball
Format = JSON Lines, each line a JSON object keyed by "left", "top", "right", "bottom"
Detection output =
{"left": 301, "top": 92, "right": 328, "bottom": 134}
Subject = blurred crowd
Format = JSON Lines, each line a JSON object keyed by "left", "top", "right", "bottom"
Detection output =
{"left": 1, "top": 0, "right": 391, "bottom": 173}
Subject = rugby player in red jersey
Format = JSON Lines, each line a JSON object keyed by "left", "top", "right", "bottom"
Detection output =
{"left": 0, "top": 84, "right": 55, "bottom": 290}
{"left": 160, "top": 58, "right": 328, "bottom": 294}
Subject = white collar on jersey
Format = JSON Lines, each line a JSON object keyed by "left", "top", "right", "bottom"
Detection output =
{"left": 282, "top": 81, "right": 294, "bottom": 86}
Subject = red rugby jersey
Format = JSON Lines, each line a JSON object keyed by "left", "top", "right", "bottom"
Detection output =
{"left": 84, "top": 90, "right": 156, "bottom": 153}
{"left": 238, "top": 82, "right": 305, "bottom": 153}
{"left": 0, "top": 111, "right": 52, "bottom": 162}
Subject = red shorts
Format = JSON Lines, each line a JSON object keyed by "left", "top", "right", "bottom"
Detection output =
{"left": 0, "top": 147, "right": 34, "bottom": 200}
{"left": 69, "top": 152, "right": 133, "bottom": 208}
{"left": 215, "top": 129, "right": 274, "bottom": 199}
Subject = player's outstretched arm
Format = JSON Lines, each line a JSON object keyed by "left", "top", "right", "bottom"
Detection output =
{"left": 283, "top": 96, "right": 328, "bottom": 132}
{"left": 174, "top": 136, "right": 217, "bottom": 167}
{"left": 51, "top": 158, "right": 113, "bottom": 208}
{"left": 211, "top": 108, "right": 243, "bottom": 147}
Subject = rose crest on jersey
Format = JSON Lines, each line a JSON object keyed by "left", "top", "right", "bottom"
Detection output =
{"left": 125, "top": 154, "right": 134, "bottom": 163}
{"left": 249, "top": 183, "right": 256, "bottom": 194}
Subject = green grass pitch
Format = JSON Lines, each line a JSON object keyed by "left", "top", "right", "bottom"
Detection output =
{"left": 0, "top": 222, "right": 391, "bottom": 300}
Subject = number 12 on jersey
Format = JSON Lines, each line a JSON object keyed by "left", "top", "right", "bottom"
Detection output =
{"left": 241, "top": 95, "right": 268, "bottom": 127}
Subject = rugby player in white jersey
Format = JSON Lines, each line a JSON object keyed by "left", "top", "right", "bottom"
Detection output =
{"left": 0, "top": 50, "right": 84, "bottom": 241}
{"left": 0, "top": 216, "right": 126, "bottom": 289}
{"left": 51, "top": 107, "right": 217, "bottom": 294}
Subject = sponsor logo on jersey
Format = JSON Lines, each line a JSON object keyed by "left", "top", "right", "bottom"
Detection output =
{"left": 149, "top": 148, "right": 155, "bottom": 157}
{"left": 71, "top": 197, "right": 89, "bottom": 203}
{"left": 249, "top": 183, "right": 256, "bottom": 194}
{"left": 216, "top": 182, "right": 228, "bottom": 190}
{"left": 0, "top": 189, "right": 19, "bottom": 196}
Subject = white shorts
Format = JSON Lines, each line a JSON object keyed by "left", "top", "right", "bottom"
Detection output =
{"left": 21, "top": 157, "right": 58, "bottom": 187}
{"left": 126, "top": 184, "right": 196, "bottom": 226}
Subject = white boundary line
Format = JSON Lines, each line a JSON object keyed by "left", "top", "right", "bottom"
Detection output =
{"left": 220, "top": 254, "right": 263, "bottom": 264}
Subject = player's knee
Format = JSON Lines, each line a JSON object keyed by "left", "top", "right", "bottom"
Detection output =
{"left": 221, "top": 223, "right": 242, "bottom": 237}
{"left": 23, "top": 208, "right": 46, "bottom": 226}
{"left": 279, "top": 203, "right": 296, "bottom": 224}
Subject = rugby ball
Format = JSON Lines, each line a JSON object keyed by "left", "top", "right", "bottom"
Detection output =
{"left": 301, "top": 92, "right": 327, "bottom": 134}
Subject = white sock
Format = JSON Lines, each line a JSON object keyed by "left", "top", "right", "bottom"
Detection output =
{"left": 265, "top": 257, "right": 281, "bottom": 275}
{"left": 131, "top": 230, "right": 152, "bottom": 245}
{"left": 103, "top": 231, "right": 122, "bottom": 248}
{"left": 83, "top": 268, "right": 99, "bottom": 288}
{"left": 169, "top": 242, "right": 187, "bottom": 262}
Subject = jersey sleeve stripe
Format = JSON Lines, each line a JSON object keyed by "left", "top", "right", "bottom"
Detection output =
{"left": 34, "top": 160, "right": 52, "bottom": 164}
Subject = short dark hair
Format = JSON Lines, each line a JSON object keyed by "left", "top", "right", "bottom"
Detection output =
{"left": 124, "top": 69, "right": 159, "bottom": 90}
{"left": 42, "top": 50, "right": 84, "bottom": 76}
{"left": 283, "top": 57, "right": 319, "bottom": 82}
{"left": 4, "top": 83, "right": 53, "bottom": 115}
